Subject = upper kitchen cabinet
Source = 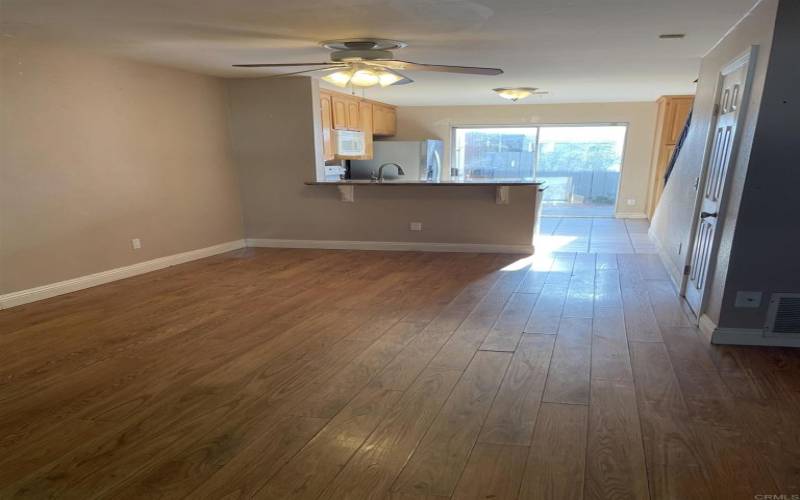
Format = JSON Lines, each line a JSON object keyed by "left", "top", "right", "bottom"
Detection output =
{"left": 372, "top": 103, "right": 397, "bottom": 136}
{"left": 359, "top": 100, "right": 374, "bottom": 159}
{"left": 330, "top": 93, "right": 362, "bottom": 131}
{"left": 319, "top": 89, "right": 396, "bottom": 161}
{"left": 319, "top": 92, "right": 334, "bottom": 161}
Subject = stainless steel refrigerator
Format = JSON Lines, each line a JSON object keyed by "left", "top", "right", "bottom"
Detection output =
{"left": 349, "top": 140, "right": 443, "bottom": 181}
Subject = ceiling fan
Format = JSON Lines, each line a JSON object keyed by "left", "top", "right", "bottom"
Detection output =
{"left": 233, "top": 38, "right": 503, "bottom": 88}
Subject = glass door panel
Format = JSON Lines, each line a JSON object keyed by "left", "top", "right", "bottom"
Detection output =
{"left": 536, "top": 125, "right": 627, "bottom": 217}
{"left": 453, "top": 127, "right": 538, "bottom": 181}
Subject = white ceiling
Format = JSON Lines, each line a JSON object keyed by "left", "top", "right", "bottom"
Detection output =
{"left": 1, "top": 0, "right": 758, "bottom": 106}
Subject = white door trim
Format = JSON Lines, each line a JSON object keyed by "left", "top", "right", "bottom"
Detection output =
{"left": 682, "top": 45, "right": 759, "bottom": 317}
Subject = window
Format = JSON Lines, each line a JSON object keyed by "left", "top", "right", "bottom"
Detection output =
{"left": 453, "top": 127, "right": 538, "bottom": 181}
{"left": 452, "top": 124, "right": 627, "bottom": 217}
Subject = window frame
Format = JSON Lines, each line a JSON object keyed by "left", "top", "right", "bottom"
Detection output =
{"left": 450, "top": 122, "right": 630, "bottom": 211}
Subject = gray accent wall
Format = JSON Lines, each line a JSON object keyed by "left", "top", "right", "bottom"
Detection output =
{"left": 715, "top": 0, "right": 800, "bottom": 329}
{"left": 649, "top": 0, "right": 779, "bottom": 325}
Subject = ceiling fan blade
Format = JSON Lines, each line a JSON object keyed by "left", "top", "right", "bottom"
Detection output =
{"left": 368, "top": 60, "right": 503, "bottom": 75}
{"left": 389, "top": 71, "right": 414, "bottom": 86}
{"left": 232, "top": 62, "right": 335, "bottom": 68}
{"left": 264, "top": 66, "right": 345, "bottom": 78}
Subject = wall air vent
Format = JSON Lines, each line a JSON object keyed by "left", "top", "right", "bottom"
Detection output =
{"left": 765, "top": 293, "right": 800, "bottom": 335}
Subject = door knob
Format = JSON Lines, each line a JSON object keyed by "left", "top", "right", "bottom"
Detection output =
{"left": 700, "top": 211, "right": 718, "bottom": 219}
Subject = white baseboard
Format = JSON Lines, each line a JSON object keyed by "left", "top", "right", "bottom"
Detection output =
{"left": 701, "top": 313, "right": 800, "bottom": 347}
{"left": 246, "top": 238, "right": 535, "bottom": 255}
{"left": 698, "top": 314, "right": 717, "bottom": 338}
{"left": 0, "top": 240, "right": 246, "bottom": 310}
{"left": 614, "top": 212, "right": 648, "bottom": 219}
{"left": 650, "top": 232, "right": 685, "bottom": 293}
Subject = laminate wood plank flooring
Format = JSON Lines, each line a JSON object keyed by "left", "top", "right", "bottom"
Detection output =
{"left": 518, "top": 402, "right": 588, "bottom": 500}
{"left": 1, "top": 246, "right": 799, "bottom": 499}
{"left": 452, "top": 443, "right": 527, "bottom": 500}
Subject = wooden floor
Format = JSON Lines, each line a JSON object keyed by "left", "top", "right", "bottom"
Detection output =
{"left": 1, "top": 248, "right": 799, "bottom": 499}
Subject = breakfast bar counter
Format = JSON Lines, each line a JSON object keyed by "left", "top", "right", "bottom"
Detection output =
{"left": 305, "top": 179, "right": 544, "bottom": 203}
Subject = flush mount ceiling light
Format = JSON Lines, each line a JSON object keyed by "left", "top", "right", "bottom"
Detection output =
{"left": 321, "top": 64, "right": 410, "bottom": 88}
{"left": 492, "top": 87, "right": 548, "bottom": 102}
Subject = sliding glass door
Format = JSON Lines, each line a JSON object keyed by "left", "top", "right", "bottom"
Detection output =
{"left": 453, "top": 127, "right": 538, "bottom": 181}
{"left": 536, "top": 125, "right": 627, "bottom": 217}
{"left": 452, "top": 124, "right": 628, "bottom": 217}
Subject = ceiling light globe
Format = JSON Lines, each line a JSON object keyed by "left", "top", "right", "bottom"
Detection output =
{"left": 493, "top": 87, "right": 542, "bottom": 102}
{"left": 378, "top": 71, "right": 404, "bottom": 87}
{"left": 349, "top": 69, "right": 380, "bottom": 87}
{"left": 322, "top": 70, "right": 354, "bottom": 87}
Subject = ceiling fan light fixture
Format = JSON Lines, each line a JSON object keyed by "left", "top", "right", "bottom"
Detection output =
{"left": 322, "top": 65, "right": 409, "bottom": 88}
{"left": 349, "top": 68, "right": 381, "bottom": 87}
{"left": 377, "top": 70, "right": 404, "bottom": 87}
{"left": 321, "top": 68, "right": 355, "bottom": 87}
{"left": 241, "top": 39, "right": 502, "bottom": 89}
{"left": 493, "top": 87, "right": 539, "bottom": 102}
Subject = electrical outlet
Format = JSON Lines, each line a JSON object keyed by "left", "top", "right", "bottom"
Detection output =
{"left": 626, "top": 198, "right": 636, "bottom": 206}
{"left": 735, "top": 291, "right": 762, "bottom": 308}
{"left": 131, "top": 238, "right": 142, "bottom": 250}
{"left": 409, "top": 222, "right": 423, "bottom": 231}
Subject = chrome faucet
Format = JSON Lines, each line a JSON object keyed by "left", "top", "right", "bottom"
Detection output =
{"left": 374, "top": 163, "right": 405, "bottom": 182}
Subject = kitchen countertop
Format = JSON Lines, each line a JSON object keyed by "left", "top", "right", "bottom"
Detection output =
{"left": 306, "top": 179, "right": 545, "bottom": 186}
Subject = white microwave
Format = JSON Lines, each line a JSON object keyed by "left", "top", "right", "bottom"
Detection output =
{"left": 333, "top": 129, "right": 366, "bottom": 156}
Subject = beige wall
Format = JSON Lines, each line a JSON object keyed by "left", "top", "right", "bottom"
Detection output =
{"left": 0, "top": 40, "right": 244, "bottom": 294}
{"left": 649, "top": 0, "right": 778, "bottom": 324}
{"left": 226, "top": 77, "right": 537, "bottom": 249}
{"left": 393, "top": 102, "right": 658, "bottom": 217}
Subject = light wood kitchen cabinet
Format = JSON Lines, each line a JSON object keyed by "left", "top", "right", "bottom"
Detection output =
{"left": 666, "top": 98, "right": 693, "bottom": 144}
{"left": 318, "top": 89, "right": 396, "bottom": 161}
{"left": 331, "top": 93, "right": 362, "bottom": 131}
{"left": 358, "top": 101, "right": 374, "bottom": 159}
{"left": 647, "top": 95, "right": 694, "bottom": 219}
{"left": 331, "top": 94, "right": 349, "bottom": 130}
{"left": 372, "top": 103, "right": 397, "bottom": 136}
{"left": 319, "top": 92, "right": 334, "bottom": 161}
{"left": 347, "top": 99, "right": 361, "bottom": 131}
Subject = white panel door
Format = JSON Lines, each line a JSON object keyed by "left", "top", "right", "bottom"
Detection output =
{"left": 685, "top": 50, "right": 755, "bottom": 315}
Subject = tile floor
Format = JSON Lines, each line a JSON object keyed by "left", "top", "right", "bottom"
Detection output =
{"left": 540, "top": 203, "right": 615, "bottom": 218}
{"left": 538, "top": 217, "right": 656, "bottom": 254}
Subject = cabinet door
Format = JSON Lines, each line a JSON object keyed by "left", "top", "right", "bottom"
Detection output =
{"left": 383, "top": 106, "right": 397, "bottom": 136}
{"left": 372, "top": 104, "right": 397, "bottom": 136}
{"left": 346, "top": 99, "right": 361, "bottom": 131}
{"left": 331, "top": 95, "right": 348, "bottom": 130}
{"left": 667, "top": 98, "right": 693, "bottom": 144}
{"left": 319, "top": 93, "right": 334, "bottom": 161}
{"left": 359, "top": 101, "right": 374, "bottom": 159}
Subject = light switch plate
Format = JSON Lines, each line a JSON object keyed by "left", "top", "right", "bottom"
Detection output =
{"left": 409, "top": 222, "right": 422, "bottom": 231}
{"left": 131, "top": 238, "right": 142, "bottom": 250}
{"left": 735, "top": 291, "right": 762, "bottom": 308}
